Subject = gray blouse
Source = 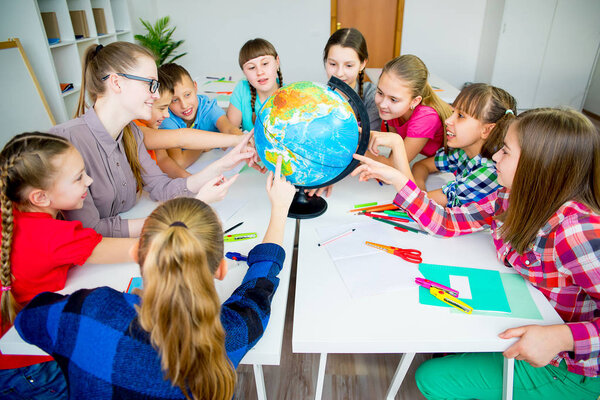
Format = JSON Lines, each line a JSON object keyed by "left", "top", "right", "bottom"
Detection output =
{"left": 50, "top": 108, "right": 191, "bottom": 237}
{"left": 360, "top": 81, "right": 382, "bottom": 131}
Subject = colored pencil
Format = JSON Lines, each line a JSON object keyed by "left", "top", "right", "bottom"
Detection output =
{"left": 354, "top": 201, "right": 377, "bottom": 208}
{"left": 350, "top": 203, "right": 398, "bottom": 213}
{"left": 363, "top": 212, "right": 410, "bottom": 223}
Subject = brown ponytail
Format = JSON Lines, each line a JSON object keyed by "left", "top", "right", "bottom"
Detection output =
{"left": 77, "top": 41, "right": 154, "bottom": 193}
{"left": 137, "top": 197, "right": 235, "bottom": 400}
{"left": 0, "top": 132, "right": 71, "bottom": 327}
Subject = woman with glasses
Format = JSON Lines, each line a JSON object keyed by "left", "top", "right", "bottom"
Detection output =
{"left": 50, "top": 42, "right": 256, "bottom": 237}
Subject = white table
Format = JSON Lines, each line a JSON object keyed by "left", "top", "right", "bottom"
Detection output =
{"left": 292, "top": 176, "right": 563, "bottom": 400}
{"left": 365, "top": 67, "right": 461, "bottom": 105}
{"left": 0, "top": 150, "right": 294, "bottom": 400}
{"left": 194, "top": 73, "right": 242, "bottom": 110}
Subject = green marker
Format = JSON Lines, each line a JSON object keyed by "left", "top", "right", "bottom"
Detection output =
{"left": 354, "top": 201, "right": 377, "bottom": 208}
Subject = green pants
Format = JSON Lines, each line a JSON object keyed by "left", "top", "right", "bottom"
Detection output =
{"left": 415, "top": 352, "right": 600, "bottom": 400}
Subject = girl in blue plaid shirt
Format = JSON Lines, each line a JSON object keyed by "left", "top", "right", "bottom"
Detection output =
{"left": 15, "top": 157, "right": 296, "bottom": 400}
{"left": 369, "top": 83, "right": 516, "bottom": 206}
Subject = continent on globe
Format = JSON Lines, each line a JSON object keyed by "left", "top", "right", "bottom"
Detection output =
{"left": 254, "top": 81, "right": 360, "bottom": 187}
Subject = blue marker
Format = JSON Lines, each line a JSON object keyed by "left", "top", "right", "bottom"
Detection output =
{"left": 225, "top": 252, "right": 248, "bottom": 262}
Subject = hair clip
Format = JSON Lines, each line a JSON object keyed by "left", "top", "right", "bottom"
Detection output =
{"left": 505, "top": 109, "right": 514, "bottom": 115}
{"left": 169, "top": 221, "right": 187, "bottom": 228}
{"left": 1, "top": 285, "right": 12, "bottom": 292}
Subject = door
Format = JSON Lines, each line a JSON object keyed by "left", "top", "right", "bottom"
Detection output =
{"left": 331, "top": 0, "right": 405, "bottom": 68}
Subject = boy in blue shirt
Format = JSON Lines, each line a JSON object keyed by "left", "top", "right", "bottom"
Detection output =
{"left": 159, "top": 63, "right": 243, "bottom": 168}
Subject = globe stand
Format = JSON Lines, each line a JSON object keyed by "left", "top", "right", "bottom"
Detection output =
{"left": 288, "top": 188, "right": 327, "bottom": 219}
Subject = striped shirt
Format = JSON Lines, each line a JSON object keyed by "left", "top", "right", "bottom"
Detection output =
{"left": 394, "top": 180, "right": 600, "bottom": 377}
{"left": 434, "top": 148, "right": 500, "bottom": 206}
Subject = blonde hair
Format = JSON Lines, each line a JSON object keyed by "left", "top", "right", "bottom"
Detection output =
{"left": 77, "top": 42, "right": 155, "bottom": 193}
{"left": 238, "top": 38, "right": 283, "bottom": 124}
{"left": 498, "top": 108, "right": 600, "bottom": 253}
{"left": 0, "top": 132, "right": 71, "bottom": 326}
{"left": 452, "top": 83, "right": 517, "bottom": 158}
{"left": 382, "top": 54, "right": 452, "bottom": 128}
{"left": 136, "top": 197, "right": 235, "bottom": 400}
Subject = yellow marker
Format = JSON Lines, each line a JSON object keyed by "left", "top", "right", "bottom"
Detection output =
{"left": 429, "top": 287, "right": 473, "bottom": 314}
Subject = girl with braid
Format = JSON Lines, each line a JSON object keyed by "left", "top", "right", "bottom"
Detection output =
{"left": 323, "top": 28, "right": 380, "bottom": 129}
{"left": 0, "top": 132, "right": 136, "bottom": 398}
{"left": 15, "top": 156, "right": 296, "bottom": 400}
{"left": 227, "top": 38, "right": 283, "bottom": 132}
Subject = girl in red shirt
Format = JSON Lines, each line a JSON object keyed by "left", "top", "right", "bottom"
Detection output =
{"left": 0, "top": 132, "right": 136, "bottom": 398}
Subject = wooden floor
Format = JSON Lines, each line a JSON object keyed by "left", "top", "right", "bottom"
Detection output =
{"left": 233, "top": 222, "right": 429, "bottom": 400}
{"left": 232, "top": 110, "right": 600, "bottom": 399}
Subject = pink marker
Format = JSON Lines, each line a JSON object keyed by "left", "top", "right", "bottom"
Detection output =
{"left": 318, "top": 228, "right": 356, "bottom": 247}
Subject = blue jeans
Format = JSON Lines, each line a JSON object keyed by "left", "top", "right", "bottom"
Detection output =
{"left": 0, "top": 361, "right": 67, "bottom": 400}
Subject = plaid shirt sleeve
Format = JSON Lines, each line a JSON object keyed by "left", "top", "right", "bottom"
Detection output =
{"left": 221, "top": 243, "right": 286, "bottom": 368}
{"left": 442, "top": 163, "right": 501, "bottom": 207}
{"left": 558, "top": 214, "right": 600, "bottom": 364}
{"left": 393, "top": 180, "right": 499, "bottom": 237}
{"left": 434, "top": 148, "right": 460, "bottom": 173}
{"left": 14, "top": 291, "right": 67, "bottom": 355}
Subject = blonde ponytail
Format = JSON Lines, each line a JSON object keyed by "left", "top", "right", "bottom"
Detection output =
{"left": 137, "top": 197, "right": 235, "bottom": 400}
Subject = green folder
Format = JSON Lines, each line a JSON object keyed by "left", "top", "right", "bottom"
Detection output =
{"left": 418, "top": 264, "right": 511, "bottom": 313}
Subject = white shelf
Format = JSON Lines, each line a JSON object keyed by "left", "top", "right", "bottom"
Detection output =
{"left": 61, "top": 85, "right": 81, "bottom": 97}
{"left": 0, "top": 0, "right": 134, "bottom": 124}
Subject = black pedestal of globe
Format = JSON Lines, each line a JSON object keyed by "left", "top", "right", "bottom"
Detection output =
{"left": 288, "top": 189, "right": 327, "bottom": 219}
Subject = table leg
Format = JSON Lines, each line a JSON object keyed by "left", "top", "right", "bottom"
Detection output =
{"left": 315, "top": 353, "right": 328, "bottom": 400}
{"left": 253, "top": 364, "right": 267, "bottom": 400}
{"left": 385, "top": 352, "right": 416, "bottom": 400}
{"left": 502, "top": 357, "right": 514, "bottom": 400}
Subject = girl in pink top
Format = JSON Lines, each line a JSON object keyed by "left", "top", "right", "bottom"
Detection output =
{"left": 374, "top": 55, "right": 452, "bottom": 163}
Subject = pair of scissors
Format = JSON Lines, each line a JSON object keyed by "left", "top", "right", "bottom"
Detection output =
{"left": 365, "top": 241, "right": 423, "bottom": 264}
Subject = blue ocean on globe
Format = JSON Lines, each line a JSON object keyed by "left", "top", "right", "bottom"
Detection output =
{"left": 253, "top": 81, "right": 359, "bottom": 187}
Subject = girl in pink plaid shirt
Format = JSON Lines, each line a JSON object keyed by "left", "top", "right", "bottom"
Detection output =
{"left": 352, "top": 108, "right": 600, "bottom": 399}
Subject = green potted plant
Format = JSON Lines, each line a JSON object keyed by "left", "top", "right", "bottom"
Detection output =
{"left": 134, "top": 16, "right": 187, "bottom": 66}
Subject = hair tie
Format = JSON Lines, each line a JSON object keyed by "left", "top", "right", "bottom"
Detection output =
{"left": 94, "top": 44, "right": 103, "bottom": 57}
{"left": 169, "top": 221, "right": 187, "bottom": 228}
{"left": 1, "top": 285, "right": 11, "bottom": 292}
{"left": 505, "top": 109, "right": 514, "bottom": 115}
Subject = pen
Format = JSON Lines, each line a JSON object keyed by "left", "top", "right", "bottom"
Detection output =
{"left": 318, "top": 228, "right": 356, "bottom": 246}
{"left": 393, "top": 222, "right": 428, "bottom": 235}
{"left": 354, "top": 201, "right": 377, "bottom": 208}
{"left": 415, "top": 277, "right": 459, "bottom": 297}
{"left": 206, "top": 76, "right": 222, "bottom": 80}
{"left": 225, "top": 252, "right": 248, "bottom": 262}
{"left": 376, "top": 179, "right": 384, "bottom": 186}
{"left": 224, "top": 222, "right": 243, "bottom": 234}
{"left": 350, "top": 203, "right": 398, "bottom": 213}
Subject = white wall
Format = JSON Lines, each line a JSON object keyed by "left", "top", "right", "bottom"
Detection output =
{"left": 401, "top": 0, "right": 488, "bottom": 89}
{"left": 127, "top": 0, "right": 330, "bottom": 83}
{"left": 584, "top": 52, "right": 600, "bottom": 115}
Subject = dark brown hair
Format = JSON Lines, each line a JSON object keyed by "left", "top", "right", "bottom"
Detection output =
{"left": 0, "top": 132, "right": 71, "bottom": 326}
{"left": 323, "top": 28, "right": 369, "bottom": 98}
{"left": 238, "top": 38, "right": 283, "bottom": 124}
{"left": 498, "top": 108, "right": 600, "bottom": 253}
{"left": 452, "top": 83, "right": 517, "bottom": 158}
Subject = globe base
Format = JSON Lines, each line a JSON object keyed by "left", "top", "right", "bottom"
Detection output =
{"left": 288, "top": 189, "right": 328, "bottom": 219}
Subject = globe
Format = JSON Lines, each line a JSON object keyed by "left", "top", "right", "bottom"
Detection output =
{"left": 254, "top": 77, "right": 370, "bottom": 218}
{"left": 254, "top": 81, "right": 359, "bottom": 187}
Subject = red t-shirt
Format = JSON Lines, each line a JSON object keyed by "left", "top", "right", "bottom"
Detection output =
{"left": 1, "top": 210, "right": 102, "bottom": 369}
{"left": 381, "top": 104, "right": 444, "bottom": 157}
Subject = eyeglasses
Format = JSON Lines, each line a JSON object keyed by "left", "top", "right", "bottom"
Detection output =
{"left": 101, "top": 73, "right": 160, "bottom": 93}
